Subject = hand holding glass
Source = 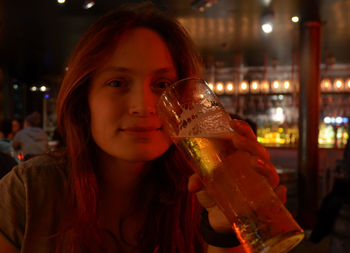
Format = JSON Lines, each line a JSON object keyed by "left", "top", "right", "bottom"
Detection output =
{"left": 157, "top": 78, "right": 304, "bottom": 253}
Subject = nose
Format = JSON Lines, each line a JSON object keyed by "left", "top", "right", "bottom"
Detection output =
{"left": 128, "top": 81, "right": 157, "bottom": 116}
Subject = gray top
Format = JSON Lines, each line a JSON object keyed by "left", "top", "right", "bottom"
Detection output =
{"left": 0, "top": 155, "right": 67, "bottom": 252}
{"left": 12, "top": 127, "right": 49, "bottom": 157}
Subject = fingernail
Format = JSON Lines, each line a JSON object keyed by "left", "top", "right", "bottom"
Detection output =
{"left": 256, "top": 158, "right": 265, "bottom": 167}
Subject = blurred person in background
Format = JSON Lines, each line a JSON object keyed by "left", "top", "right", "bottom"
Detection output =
{"left": 12, "top": 112, "right": 48, "bottom": 161}
{"left": 7, "top": 118, "right": 22, "bottom": 140}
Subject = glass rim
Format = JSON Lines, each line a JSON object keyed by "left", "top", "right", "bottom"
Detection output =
{"left": 168, "top": 77, "right": 209, "bottom": 90}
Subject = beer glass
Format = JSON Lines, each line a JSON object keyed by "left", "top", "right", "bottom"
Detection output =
{"left": 157, "top": 78, "right": 304, "bottom": 253}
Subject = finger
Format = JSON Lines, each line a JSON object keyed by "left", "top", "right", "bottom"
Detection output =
{"left": 232, "top": 132, "right": 270, "bottom": 162}
{"left": 230, "top": 119, "right": 256, "bottom": 141}
{"left": 274, "top": 185, "right": 287, "bottom": 204}
{"left": 196, "top": 190, "right": 217, "bottom": 209}
{"left": 187, "top": 173, "right": 204, "bottom": 193}
{"left": 250, "top": 156, "right": 279, "bottom": 188}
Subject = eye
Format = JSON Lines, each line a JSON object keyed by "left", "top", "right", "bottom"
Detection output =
{"left": 153, "top": 79, "right": 173, "bottom": 90}
{"left": 106, "top": 79, "right": 127, "bottom": 88}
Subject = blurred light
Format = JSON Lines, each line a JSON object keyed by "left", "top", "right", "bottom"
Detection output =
{"left": 336, "top": 117, "right": 343, "bottom": 124}
{"left": 40, "top": 86, "right": 47, "bottom": 92}
{"left": 44, "top": 94, "right": 50, "bottom": 99}
{"left": 262, "top": 0, "right": 271, "bottom": 5}
{"left": 324, "top": 116, "right": 331, "bottom": 124}
{"left": 272, "top": 80, "right": 280, "bottom": 91}
{"left": 343, "top": 117, "right": 349, "bottom": 124}
{"left": 278, "top": 95, "right": 284, "bottom": 100}
{"left": 215, "top": 82, "right": 224, "bottom": 94}
{"left": 333, "top": 79, "right": 344, "bottom": 91}
{"left": 321, "top": 79, "right": 332, "bottom": 91}
{"left": 191, "top": 0, "right": 219, "bottom": 12}
{"left": 271, "top": 107, "right": 285, "bottom": 123}
{"left": 261, "top": 23, "right": 273, "bottom": 33}
{"left": 346, "top": 79, "right": 350, "bottom": 90}
{"left": 83, "top": 0, "right": 95, "bottom": 9}
{"left": 57, "top": 0, "right": 65, "bottom": 4}
{"left": 65, "top": 66, "right": 69, "bottom": 71}
{"left": 261, "top": 80, "right": 270, "bottom": 93}
{"left": 30, "top": 86, "right": 37, "bottom": 92}
{"left": 205, "top": 2, "right": 212, "bottom": 8}
{"left": 250, "top": 80, "right": 259, "bottom": 93}
{"left": 283, "top": 80, "right": 291, "bottom": 90}
{"left": 208, "top": 82, "right": 214, "bottom": 91}
{"left": 13, "top": 84, "right": 19, "bottom": 90}
{"left": 225, "top": 82, "right": 234, "bottom": 94}
{"left": 291, "top": 16, "right": 299, "bottom": 23}
{"left": 239, "top": 81, "right": 249, "bottom": 93}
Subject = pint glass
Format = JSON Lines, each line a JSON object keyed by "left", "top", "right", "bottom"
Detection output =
{"left": 157, "top": 78, "right": 304, "bottom": 253}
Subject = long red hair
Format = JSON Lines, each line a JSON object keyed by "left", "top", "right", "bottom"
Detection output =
{"left": 56, "top": 3, "right": 204, "bottom": 252}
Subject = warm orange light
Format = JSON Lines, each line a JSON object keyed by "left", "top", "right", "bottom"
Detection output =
{"left": 215, "top": 82, "right": 224, "bottom": 94}
{"left": 216, "top": 82, "right": 224, "bottom": 91}
{"left": 346, "top": 79, "right": 350, "bottom": 89}
{"left": 261, "top": 80, "right": 270, "bottom": 93}
{"left": 283, "top": 80, "right": 290, "bottom": 90}
{"left": 321, "top": 79, "right": 332, "bottom": 91}
{"left": 239, "top": 81, "right": 249, "bottom": 93}
{"left": 272, "top": 80, "right": 280, "bottom": 89}
{"left": 334, "top": 79, "right": 344, "bottom": 90}
{"left": 225, "top": 82, "right": 234, "bottom": 94}
{"left": 208, "top": 82, "right": 214, "bottom": 91}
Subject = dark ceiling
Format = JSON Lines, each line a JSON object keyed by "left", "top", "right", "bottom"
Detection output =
{"left": 0, "top": 0, "right": 350, "bottom": 84}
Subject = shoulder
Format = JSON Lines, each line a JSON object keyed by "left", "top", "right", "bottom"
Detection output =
{"left": 14, "top": 154, "right": 67, "bottom": 186}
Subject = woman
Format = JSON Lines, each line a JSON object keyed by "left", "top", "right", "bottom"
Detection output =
{"left": 0, "top": 4, "right": 285, "bottom": 253}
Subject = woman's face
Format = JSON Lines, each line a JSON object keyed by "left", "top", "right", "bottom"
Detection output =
{"left": 88, "top": 27, "right": 177, "bottom": 163}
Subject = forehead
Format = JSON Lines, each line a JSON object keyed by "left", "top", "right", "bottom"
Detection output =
{"left": 101, "top": 27, "right": 176, "bottom": 72}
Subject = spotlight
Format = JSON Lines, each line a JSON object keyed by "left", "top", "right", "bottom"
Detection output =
{"left": 261, "top": 10, "right": 274, "bottom": 34}
{"left": 83, "top": 0, "right": 95, "bottom": 9}
{"left": 291, "top": 16, "right": 299, "bottom": 23}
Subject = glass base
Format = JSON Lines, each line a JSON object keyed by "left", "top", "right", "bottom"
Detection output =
{"left": 261, "top": 231, "right": 305, "bottom": 253}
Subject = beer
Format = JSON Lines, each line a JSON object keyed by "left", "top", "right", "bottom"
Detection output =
{"left": 174, "top": 135, "right": 304, "bottom": 253}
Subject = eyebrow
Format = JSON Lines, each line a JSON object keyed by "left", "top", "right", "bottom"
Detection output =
{"left": 97, "top": 66, "right": 177, "bottom": 76}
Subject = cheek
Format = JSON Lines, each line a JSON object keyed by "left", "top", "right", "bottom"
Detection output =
{"left": 89, "top": 97, "right": 122, "bottom": 140}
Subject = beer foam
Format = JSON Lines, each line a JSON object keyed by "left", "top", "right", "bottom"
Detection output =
{"left": 177, "top": 106, "right": 232, "bottom": 137}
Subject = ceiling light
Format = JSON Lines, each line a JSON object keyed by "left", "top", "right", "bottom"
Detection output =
{"left": 291, "top": 16, "right": 299, "bottom": 23}
{"left": 57, "top": 0, "right": 65, "bottom": 4}
{"left": 83, "top": 0, "right": 95, "bottom": 9}
{"left": 262, "top": 23, "right": 273, "bottom": 33}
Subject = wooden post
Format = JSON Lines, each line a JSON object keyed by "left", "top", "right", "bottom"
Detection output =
{"left": 297, "top": 0, "right": 321, "bottom": 229}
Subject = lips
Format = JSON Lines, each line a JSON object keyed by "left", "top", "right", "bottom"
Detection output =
{"left": 120, "top": 125, "right": 162, "bottom": 137}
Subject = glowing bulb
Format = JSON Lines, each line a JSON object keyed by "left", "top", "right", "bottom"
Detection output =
{"left": 241, "top": 82, "right": 248, "bottom": 90}
{"left": 273, "top": 81, "right": 280, "bottom": 89}
{"left": 335, "top": 80, "right": 343, "bottom": 88}
{"left": 291, "top": 16, "right": 299, "bottom": 23}
{"left": 57, "top": 0, "right": 65, "bottom": 3}
{"left": 283, "top": 81, "right": 290, "bottom": 89}
{"left": 262, "top": 23, "right": 273, "bottom": 33}
{"left": 216, "top": 82, "right": 224, "bottom": 92}
{"left": 252, "top": 82, "right": 258, "bottom": 90}
{"left": 30, "top": 86, "right": 37, "bottom": 92}
{"left": 208, "top": 82, "right": 214, "bottom": 91}
{"left": 324, "top": 117, "right": 331, "bottom": 124}
{"left": 226, "top": 82, "right": 233, "bottom": 92}
{"left": 40, "top": 86, "right": 47, "bottom": 92}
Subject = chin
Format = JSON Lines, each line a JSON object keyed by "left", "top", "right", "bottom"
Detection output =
{"left": 129, "top": 144, "right": 170, "bottom": 162}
